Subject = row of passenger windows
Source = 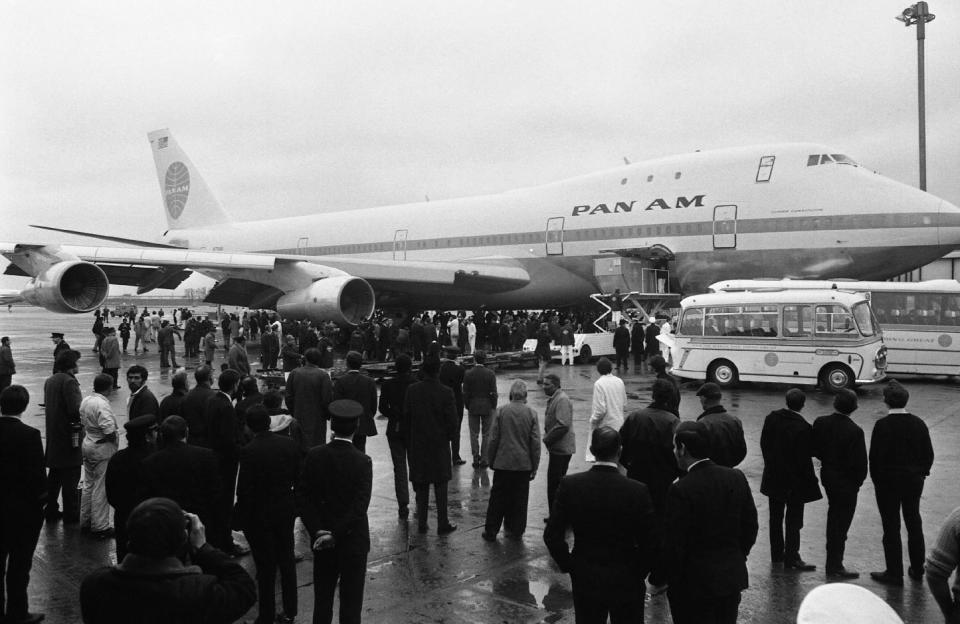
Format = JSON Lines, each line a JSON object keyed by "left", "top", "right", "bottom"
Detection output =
{"left": 872, "top": 292, "right": 960, "bottom": 326}
{"left": 678, "top": 304, "right": 863, "bottom": 339}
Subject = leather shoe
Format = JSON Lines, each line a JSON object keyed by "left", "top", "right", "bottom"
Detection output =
{"left": 784, "top": 559, "right": 816, "bottom": 571}
{"left": 471, "top": 460, "right": 481, "bottom": 469}
{"left": 826, "top": 567, "right": 859, "bottom": 580}
{"left": 4, "top": 613, "right": 45, "bottom": 624}
{"left": 453, "top": 457, "right": 466, "bottom": 466}
{"left": 437, "top": 523, "right": 457, "bottom": 535}
{"left": 481, "top": 531, "right": 497, "bottom": 542}
{"left": 870, "top": 570, "right": 904, "bottom": 586}
{"left": 908, "top": 566, "right": 924, "bottom": 581}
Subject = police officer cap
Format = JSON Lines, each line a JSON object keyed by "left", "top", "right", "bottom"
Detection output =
{"left": 696, "top": 382, "right": 722, "bottom": 398}
{"left": 51, "top": 332, "right": 65, "bottom": 339}
{"left": 124, "top": 414, "right": 158, "bottom": 433}
{"left": 328, "top": 399, "right": 363, "bottom": 421}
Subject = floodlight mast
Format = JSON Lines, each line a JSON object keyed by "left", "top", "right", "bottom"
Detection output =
{"left": 896, "top": 2, "right": 935, "bottom": 191}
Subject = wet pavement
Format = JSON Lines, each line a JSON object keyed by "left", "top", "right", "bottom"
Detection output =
{"left": 3, "top": 307, "right": 960, "bottom": 623}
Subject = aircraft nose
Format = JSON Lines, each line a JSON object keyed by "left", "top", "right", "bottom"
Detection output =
{"left": 938, "top": 198, "right": 960, "bottom": 249}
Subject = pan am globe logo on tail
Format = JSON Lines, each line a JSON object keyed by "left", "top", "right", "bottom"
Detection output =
{"left": 164, "top": 161, "right": 190, "bottom": 220}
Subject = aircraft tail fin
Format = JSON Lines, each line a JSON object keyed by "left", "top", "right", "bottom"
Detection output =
{"left": 148, "top": 129, "right": 233, "bottom": 231}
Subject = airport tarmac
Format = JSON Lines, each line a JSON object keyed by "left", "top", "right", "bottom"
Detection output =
{"left": 2, "top": 307, "right": 960, "bottom": 623}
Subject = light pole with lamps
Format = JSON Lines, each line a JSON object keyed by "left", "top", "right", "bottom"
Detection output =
{"left": 896, "top": 1, "right": 935, "bottom": 191}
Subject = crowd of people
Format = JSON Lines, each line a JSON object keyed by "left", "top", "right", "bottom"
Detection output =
{"left": 2, "top": 306, "right": 960, "bottom": 624}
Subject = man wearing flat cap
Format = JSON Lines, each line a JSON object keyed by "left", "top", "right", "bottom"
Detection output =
{"left": 695, "top": 382, "right": 746, "bottom": 468}
{"left": 105, "top": 414, "right": 158, "bottom": 562}
{"left": 50, "top": 332, "right": 71, "bottom": 374}
{"left": 43, "top": 349, "right": 83, "bottom": 523}
{"left": 79, "top": 497, "right": 256, "bottom": 623}
{"left": 297, "top": 399, "right": 372, "bottom": 624}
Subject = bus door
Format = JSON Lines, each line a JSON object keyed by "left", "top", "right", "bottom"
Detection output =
{"left": 393, "top": 229, "right": 408, "bottom": 260}
{"left": 713, "top": 205, "right": 737, "bottom": 249}
{"left": 546, "top": 217, "right": 564, "bottom": 255}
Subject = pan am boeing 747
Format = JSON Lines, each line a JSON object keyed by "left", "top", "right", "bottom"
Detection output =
{"left": 3, "top": 130, "right": 959, "bottom": 325}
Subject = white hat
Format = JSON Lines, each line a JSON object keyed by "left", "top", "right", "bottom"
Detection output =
{"left": 796, "top": 583, "right": 903, "bottom": 624}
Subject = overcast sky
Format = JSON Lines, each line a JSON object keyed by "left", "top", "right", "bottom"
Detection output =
{"left": 2, "top": 0, "right": 958, "bottom": 292}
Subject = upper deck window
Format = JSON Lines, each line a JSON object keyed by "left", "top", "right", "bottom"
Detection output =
{"left": 807, "top": 153, "right": 859, "bottom": 167}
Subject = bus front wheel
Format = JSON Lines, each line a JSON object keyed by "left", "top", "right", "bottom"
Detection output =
{"left": 576, "top": 345, "right": 592, "bottom": 364}
{"left": 820, "top": 364, "right": 854, "bottom": 392}
{"left": 708, "top": 360, "right": 739, "bottom": 388}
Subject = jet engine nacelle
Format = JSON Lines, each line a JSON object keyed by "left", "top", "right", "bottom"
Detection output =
{"left": 275, "top": 276, "right": 375, "bottom": 326}
{"left": 20, "top": 261, "right": 110, "bottom": 313}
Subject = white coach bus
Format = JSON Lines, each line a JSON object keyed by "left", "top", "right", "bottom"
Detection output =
{"left": 710, "top": 279, "right": 960, "bottom": 376}
{"left": 661, "top": 289, "right": 887, "bottom": 391}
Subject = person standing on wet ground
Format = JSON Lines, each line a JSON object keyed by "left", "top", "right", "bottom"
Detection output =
{"left": 812, "top": 388, "right": 867, "bottom": 580}
{"left": 535, "top": 322, "right": 553, "bottom": 384}
{"left": 379, "top": 353, "right": 416, "bottom": 519}
{"left": 664, "top": 420, "right": 758, "bottom": 624}
{"left": 105, "top": 414, "right": 157, "bottom": 563}
{"left": 630, "top": 318, "right": 645, "bottom": 371}
{"left": 333, "top": 351, "right": 379, "bottom": 453}
{"left": 558, "top": 318, "right": 575, "bottom": 366}
{"left": 204, "top": 369, "right": 248, "bottom": 557}
{"left": 125, "top": 365, "right": 159, "bottom": 425}
{"left": 648, "top": 355, "right": 680, "bottom": 416}
{"left": 286, "top": 348, "right": 334, "bottom": 447}
{"left": 544, "top": 426, "right": 656, "bottom": 623}
{"left": 297, "top": 400, "right": 372, "bottom": 624}
{"left": 0, "top": 385, "right": 47, "bottom": 624}
{"left": 43, "top": 349, "right": 83, "bottom": 524}
{"left": 462, "top": 350, "right": 499, "bottom": 469}
{"left": 760, "top": 388, "right": 822, "bottom": 572}
{"left": 869, "top": 380, "right": 934, "bottom": 586}
{"left": 613, "top": 318, "right": 631, "bottom": 372}
{"left": 439, "top": 345, "right": 466, "bottom": 465}
{"left": 694, "top": 382, "right": 746, "bottom": 468}
{"left": 79, "top": 374, "right": 119, "bottom": 539}
{"left": 51, "top": 332, "right": 71, "bottom": 373}
{"left": 405, "top": 356, "right": 459, "bottom": 535}
{"left": 588, "top": 357, "right": 625, "bottom": 462}
{"left": 541, "top": 373, "right": 574, "bottom": 521}
{"left": 0, "top": 336, "right": 15, "bottom": 392}
{"left": 643, "top": 315, "right": 661, "bottom": 372}
{"left": 259, "top": 323, "right": 280, "bottom": 370}
{"left": 91, "top": 310, "right": 104, "bottom": 353}
{"left": 157, "top": 320, "right": 180, "bottom": 369}
{"left": 117, "top": 316, "right": 131, "bottom": 354}
{"left": 619, "top": 377, "right": 681, "bottom": 591}
{"left": 482, "top": 380, "right": 541, "bottom": 541}
{"left": 202, "top": 328, "right": 217, "bottom": 367}
{"left": 133, "top": 314, "right": 148, "bottom": 354}
{"left": 99, "top": 328, "right": 121, "bottom": 389}
{"left": 227, "top": 334, "right": 250, "bottom": 375}
{"left": 158, "top": 371, "right": 190, "bottom": 421}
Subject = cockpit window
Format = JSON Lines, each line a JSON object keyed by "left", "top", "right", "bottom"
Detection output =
{"left": 807, "top": 154, "right": 859, "bottom": 167}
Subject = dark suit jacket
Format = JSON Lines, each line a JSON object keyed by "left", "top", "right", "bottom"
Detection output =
{"left": 285, "top": 365, "right": 333, "bottom": 444}
{"left": 438, "top": 359, "right": 465, "bottom": 416}
{"left": 105, "top": 445, "right": 154, "bottom": 528}
{"left": 43, "top": 371, "right": 82, "bottom": 468}
{"left": 663, "top": 460, "right": 758, "bottom": 598}
{"left": 205, "top": 392, "right": 240, "bottom": 462}
{"left": 379, "top": 372, "right": 415, "bottom": 441}
{"left": 544, "top": 465, "right": 655, "bottom": 603}
{"left": 0, "top": 417, "right": 46, "bottom": 525}
{"left": 812, "top": 412, "right": 867, "bottom": 493}
{"left": 760, "top": 408, "right": 822, "bottom": 503}
{"left": 462, "top": 365, "right": 498, "bottom": 416}
{"left": 404, "top": 378, "right": 457, "bottom": 483}
{"left": 158, "top": 389, "right": 187, "bottom": 420}
{"left": 296, "top": 439, "right": 372, "bottom": 554}
{"left": 236, "top": 432, "right": 302, "bottom": 528}
{"left": 696, "top": 405, "right": 747, "bottom": 468}
{"left": 869, "top": 411, "right": 934, "bottom": 483}
{"left": 180, "top": 385, "right": 216, "bottom": 447}
{"left": 140, "top": 440, "right": 221, "bottom": 523}
{"left": 332, "top": 370, "right": 378, "bottom": 437}
{"left": 129, "top": 387, "right": 160, "bottom": 423}
{"left": 619, "top": 404, "right": 681, "bottom": 507}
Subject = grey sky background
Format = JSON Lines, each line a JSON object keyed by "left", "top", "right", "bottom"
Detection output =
{"left": 2, "top": 1, "right": 958, "bottom": 293}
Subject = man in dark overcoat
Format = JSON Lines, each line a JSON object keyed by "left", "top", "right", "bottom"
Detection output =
{"left": 180, "top": 366, "right": 215, "bottom": 447}
{"left": 759, "top": 388, "right": 822, "bottom": 571}
{"left": 285, "top": 348, "right": 333, "bottom": 446}
{"left": 296, "top": 400, "right": 372, "bottom": 624}
{"left": 812, "top": 389, "right": 867, "bottom": 579}
{"left": 125, "top": 364, "right": 159, "bottom": 423}
{"left": 105, "top": 414, "right": 157, "bottom": 562}
{"left": 0, "top": 385, "right": 47, "bottom": 624}
{"left": 259, "top": 324, "right": 280, "bottom": 370}
{"left": 664, "top": 420, "right": 758, "bottom": 624}
{"left": 695, "top": 382, "right": 746, "bottom": 468}
{"left": 332, "top": 351, "right": 378, "bottom": 452}
{"left": 378, "top": 354, "right": 415, "bottom": 519}
{"left": 404, "top": 357, "right": 459, "bottom": 534}
{"left": 613, "top": 318, "right": 631, "bottom": 371}
{"left": 438, "top": 346, "right": 466, "bottom": 465}
{"left": 236, "top": 405, "right": 302, "bottom": 623}
{"left": 43, "top": 349, "right": 83, "bottom": 522}
{"left": 544, "top": 426, "right": 655, "bottom": 622}
{"left": 204, "top": 369, "right": 246, "bottom": 555}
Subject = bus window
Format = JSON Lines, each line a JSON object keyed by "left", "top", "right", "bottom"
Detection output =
{"left": 783, "top": 305, "right": 811, "bottom": 337}
{"left": 816, "top": 304, "right": 858, "bottom": 338}
{"left": 679, "top": 308, "right": 704, "bottom": 336}
{"left": 852, "top": 302, "right": 876, "bottom": 336}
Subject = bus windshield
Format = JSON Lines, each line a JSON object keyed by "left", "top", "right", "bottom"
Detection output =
{"left": 852, "top": 301, "right": 876, "bottom": 337}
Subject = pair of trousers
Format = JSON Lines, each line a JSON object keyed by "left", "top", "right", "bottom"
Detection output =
{"left": 668, "top": 586, "right": 741, "bottom": 624}
{"left": 312, "top": 547, "right": 367, "bottom": 624}
{"left": 571, "top": 580, "right": 643, "bottom": 624}
{"left": 468, "top": 412, "right": 492, "bottom": 463}
{"left": 244, "top": 515, "right": 297, "bottom": 623}
{"left": 159, "top": 343, "right": 178, "bottom": 367}
{"left": 0, "top": 374, "right": 12, "bottom": 393}
{"left": 768, "top": 495, "right": 806, "bottom": 562}
{"left": 413, "top": 481, "right": 449, "bottom": 528}
{"left": 0, "top": 514, "right": 43, "bottom": 620}
{"left": 875, "top": 475, "right": 926, "bottom": 575}
{"left": 537, "top": 357, "right": 549, "bottom": 382}
{"left": 825, "top": 487, "right": 859, "bottom": 570}
{"left": 387, "top": 437, "right": 409, "bottom": 509}
{"left": 210, "top": 456, "right": 238, "bottom": 551}
{"left": 615, "top": 350, "right": 630, "bottom": 370}
{"left": 546, "top": 453, "right": 571, "bottom": 516}
{"left": 484, "top": 470, "right": 531, "bottom": 537}
{"left": 559, "top": 345, "right": 574, "bottom": 365}
{"left": 80, "top": 439, "right": 117, "bottom": 531}
{"left": 450, "top": 409, "right": 464, "bottom": 461}
{"left": 46, "top": 465, "right": 81, "bottom": 520}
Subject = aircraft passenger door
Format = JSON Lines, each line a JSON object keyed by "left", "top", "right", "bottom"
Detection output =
{"left": 713, "top": 205, "right": 737, "bottom": 249}
{"left": 393, "top": 229, "right": 408, "bottom": 260}
{"left": 546, "top": 217, "right": 564, "bottom": 255}
{"left": 297, "top": 237, "right": 309, "bottom": 255}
